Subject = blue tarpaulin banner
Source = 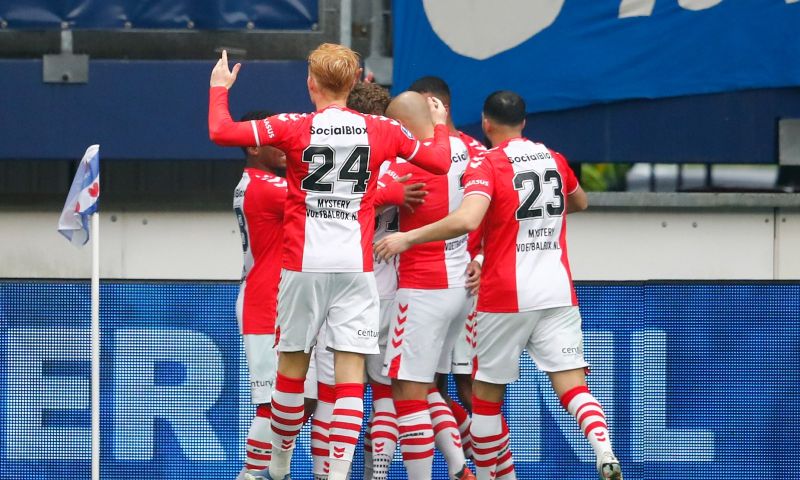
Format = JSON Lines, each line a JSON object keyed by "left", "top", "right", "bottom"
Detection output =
{"left": 0, "top": 0, "right": 318, "bottom": 30}
{"left": 393, "top": 1, "right": 800, "bottom": 125}
{"left": 1, "top": 280, "right": 798, "bottom": 479}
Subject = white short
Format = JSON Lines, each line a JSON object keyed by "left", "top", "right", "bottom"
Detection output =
{"left": 243, "top": 334, "right": 278, "bottom": 405}
{"left": 276, "top": 269, "right": 380, "bottom": 355}
{"left": 473, "top": 306, "right": 590, "bottom": 384}
{"left": 447, "top": 308, "right": 476, "bottom": 376}
{"left": 383, "top": 288, "right": 472, "bottom": 383}
{"left": 366, "top": 298, "right": 395, "bottom": 386}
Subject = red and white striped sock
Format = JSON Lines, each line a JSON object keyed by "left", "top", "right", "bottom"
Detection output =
{"left": 268, "top": 373, "right": 306, "bottom": 479}
{"left": 450, "top": 400, "right": 473, "bottom": 459}
{"left": 244, "top": 404, "right": 272, "bottom": 472}
{"left": 312, "top": 382, "right": 336, "bottom": 480}
{"left": 396, "top": 399, "right": 435, "bottom": 480}
{"left": 495, "top": 418, "right": 516, "bottom": 479}
{"left": 328, "top": 383, "right": 365, "bottom": 480}
{"left": 470, "top": 397, "right": 504, "bottom": 480}
{"left": 427, "top": 388, "right": 466, "bottom": 477}
{"left": 560, "top": 385, "right": 614, "bottom": 457}
{"left": 370, "top": 383, "right": 398, "bottom": 480}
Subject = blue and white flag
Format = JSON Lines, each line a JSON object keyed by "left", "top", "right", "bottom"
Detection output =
{"left": 58, "top": 145, "right": 100, "bottom": 246}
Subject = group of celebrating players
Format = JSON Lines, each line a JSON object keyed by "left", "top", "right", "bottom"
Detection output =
{"left": 209, "top": 42, "right": 623, "bottom": 480}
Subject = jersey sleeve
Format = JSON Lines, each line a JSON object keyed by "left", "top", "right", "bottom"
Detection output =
{"left": 374, "top": 162, "right": 411, "bottom": 207}
{"left": 208, "top": 87, "right": 294, "bottom": 149}
{"left": 388, "top": 122, "right": 451, "bottom": 175}
{"left": 462, "top": 154, "right": 494, "bottom": 200}
{"left": 552, "top": 150, "right": 579, "bottom": 195}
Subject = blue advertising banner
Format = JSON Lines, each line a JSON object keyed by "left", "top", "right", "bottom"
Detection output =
{"left": 393, "top": 1, "right": 800, "bottom": 126}
{"left": 1, "top": 281, "right": 798, "bottom": 479}
{"left": 0, "top": 0, "right": 318, "bottom": 30}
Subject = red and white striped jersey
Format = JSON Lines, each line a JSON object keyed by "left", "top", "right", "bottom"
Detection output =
{"left": 233, "top": 168, "right": 287, "bottom": 334}
{"left": 209, "top": 87, "right": 451, "bottom": 273}
{"left": 373, "top": 162, "right": 400, "bottom": 299}
{"left": 390, "top": 135, "right": 472, "bottom": 289}
{"left": 463, "top": 137, "right": 579, "bottom": 313}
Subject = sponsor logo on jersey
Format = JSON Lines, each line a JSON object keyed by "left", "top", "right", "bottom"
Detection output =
{"left": 310, "top": 125, "right": 368, "bottom": 136}
{"left": 509, "top": 151, "right": 552, "bottom": 163}
{"left": 400, "top": 125, "right": 414, "bottom": 139}
{"left": 561, "top": 346, "right": 583, "bottom": 355}
{"left": 452, "top": 150, "right": 469, "bottom": 163}
{"left": 263, "top": 119, "right": 275, "bottom": 139}
{"left": 465, "top": 179, "right": 489, "bottom": 188}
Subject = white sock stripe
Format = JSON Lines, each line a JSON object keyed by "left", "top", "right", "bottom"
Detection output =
{"left": 567, "top": 392, "right": 600, "bottom": 416}
{"left": 579, "top": 414, "right": 607, "bottom": 433}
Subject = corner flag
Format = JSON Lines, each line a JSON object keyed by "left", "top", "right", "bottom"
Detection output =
{"left": 58, "top": 145, "right": 100, "bottom": 245}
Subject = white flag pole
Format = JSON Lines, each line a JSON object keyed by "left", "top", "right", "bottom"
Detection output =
{"left": 91, "top": 212, "right": 101, "bottom": 480}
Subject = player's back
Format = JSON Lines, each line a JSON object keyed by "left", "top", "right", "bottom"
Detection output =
{"left": 233, "top": 168, "right": 287, "bottom": 333}
{"left": 465, "top": 138, "right": 578, "bottom": 312}
{"left": 394, "top": 135, "right": 471, "bottom": 289}
{"left": 272, "top": 106, "right": 423, "bottom": 273}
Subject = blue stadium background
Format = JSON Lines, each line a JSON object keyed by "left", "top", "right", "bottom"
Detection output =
{"left": 1, "top": 281, "right": 797, "bottom": 479}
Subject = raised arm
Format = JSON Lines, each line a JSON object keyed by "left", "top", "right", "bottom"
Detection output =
{"left": 207, "top": 50, "right": 261, "bottom": 147}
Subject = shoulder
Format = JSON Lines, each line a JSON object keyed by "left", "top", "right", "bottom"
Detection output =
{"left": 458, "top": 131, "right": 488, "bottom": 153}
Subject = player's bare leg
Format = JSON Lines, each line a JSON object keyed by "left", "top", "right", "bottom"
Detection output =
{"left": 549, "top": 368, "right": 622, "bottom": 480}
{"left": 327, "top": 350, "right": 366, "bottom": 480}
{"left": 267, "top": 351, "right": 311, "bottom": 480}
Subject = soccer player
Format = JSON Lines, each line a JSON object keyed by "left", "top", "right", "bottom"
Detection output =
{"left": 407, "top": 76, "right": 493, "bottom": 469}
{"left": 375, "top": 91, "right": 623, "bottom": 480}
{"left": 208, "top": 44, "right": 452, "bottom": 480}
{"left": 232, "top": 111, "right": 290, "bottom": 479}
{"left": 343, "top": 81, "right": 405, "bottom": 480}
{"left": 377, "top": 91, "right": 475, "bottom": 480}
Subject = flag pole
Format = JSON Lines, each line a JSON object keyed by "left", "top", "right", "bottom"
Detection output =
{"left": 91, "top": 211, "right": 100, "bottom": 480}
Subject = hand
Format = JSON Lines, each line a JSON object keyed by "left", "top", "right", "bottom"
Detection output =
{"left": 465, "top": 260, "right": 482, "bottom": 295}
{"left": 427, "top": 96, "right": 448, "bottom": 126}
{"left": 396, "top": 173, "right": 427, "bottom": 212}
{"left": 374, "top": 232, "right": 413, "bottom": 262}
{"left": 210, "top": 50, "right": 241, "bottom": 89}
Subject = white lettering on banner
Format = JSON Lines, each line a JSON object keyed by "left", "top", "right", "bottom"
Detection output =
{"left": 113, "top": 329, "right": 225, "bottom": 461}
{"left": 6, "top": 328, "right": 90, "bottom": 460}
{"left": 631, "top": 329, "right": 715, "bottom": 461}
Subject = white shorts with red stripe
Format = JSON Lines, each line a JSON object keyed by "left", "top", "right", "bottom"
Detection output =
{"left": 382, "top": 288, "right": 472, "bottom": 383}
{"left": 473, "top": 306, "right": 589, "bottom": 384}
{"left": 366, "top": 298, "right": 395, "bottom": 385}
{"left": 243, "top": 334, "right": 278, "bottom": 404}
{"left": 438, "top": 298, "right": 476, "bottom": 376}
{"left": 276, "top": 269, "right": 380, "bottom": 355}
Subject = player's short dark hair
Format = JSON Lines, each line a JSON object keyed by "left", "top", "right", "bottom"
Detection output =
{"left": 347, "top": 83, "right": 391, "bottom": 115}
{"left": 408, "top": 76, "right": 451, "bottom": 105}
{"left": 483, "top": 91, "right": 526, "bottom": 127}
{"left": 239, "top": 111, "right": 274, "bottom": 155}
